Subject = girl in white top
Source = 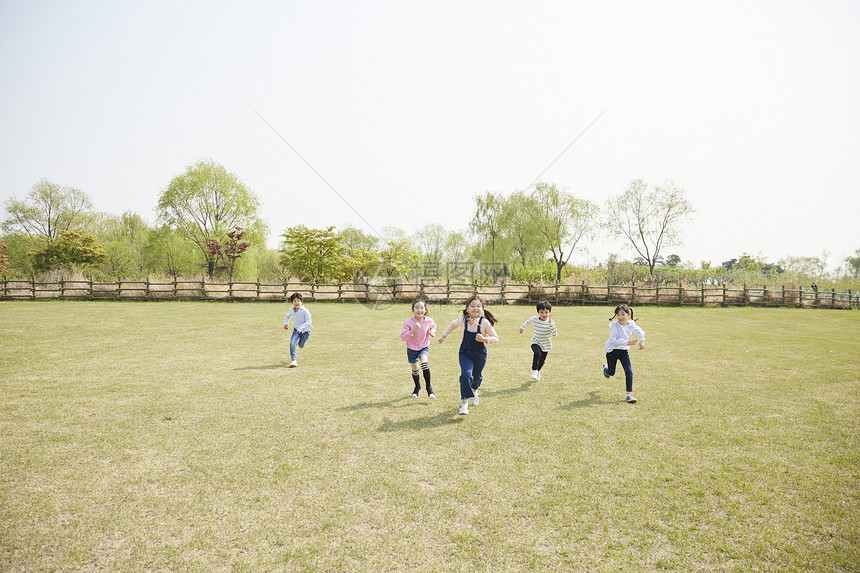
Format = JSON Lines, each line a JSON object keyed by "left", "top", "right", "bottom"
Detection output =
{"left": 603, "top": 304, "right": 645, "bottom": 403}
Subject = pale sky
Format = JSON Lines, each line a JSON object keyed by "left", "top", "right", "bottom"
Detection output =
{"left": 1, "top": 0, "right": 858, "bottom": 271}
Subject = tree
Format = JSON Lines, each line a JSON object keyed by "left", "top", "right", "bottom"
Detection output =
{"left": 471, "top": 192, "right": 510, "bottom": 266}
{"left": 2, "top": 178, "right": 93, "bottom": 239}
{"left": 91, "top": 211, "right": 153, "bottom": 278}
{"left": 606, "top": 179, "right": 694, "bottom": 279}
{"left": 143, "top": 226, "right": 200, "bottom": 279}
{"left": 222, "top": 227, "right": 251, "bottom": 281}
{"left": 379, "top": 238, "right": 418, "bottom": 279}
{"left": 156, "top": 159, "right": 267, "bottom": 277}
{"left": 529, "top": 182, "right": 599, "bottom": 282}
{"left": 845, "top": 249, "right": 860, "bottom": 279}
{"left": 338, "top": 226, "right": 381, "bottom": 281}
{"left": 279, "top": 225, "right": 344, "bottom": 282}
{"left": 28, "top": 230, "right": 107, "bottom": 274}
{"left": 0, "top": 242, "right": 8, "bottom": 276}
{"left": 504, "top": 191, "right": 545, "bottom": 269}
{"left": 413, "top": 223, "right": 448, "bottom": 269}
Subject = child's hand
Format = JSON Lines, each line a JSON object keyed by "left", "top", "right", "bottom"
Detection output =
{"left": 638, "top": 341, "right": 646, "bottom": 350}
{"left": 438, "top": 335, "right": 446, "bottom": 343}
{"left": 412, "top": 323, "right": 421, "bottom": 333}
{"left": 519, "top": 328, "right": 524, "bottom": 334}
{"left": 283, "top": 325, "right": 289, "bottom": 330}
{"left": 475, "top": 333, "right": 486, "bottom": 343}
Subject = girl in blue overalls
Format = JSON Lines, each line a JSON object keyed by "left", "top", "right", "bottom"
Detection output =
{"left": 438, "top": 295, "right": 499, "bottom": 415}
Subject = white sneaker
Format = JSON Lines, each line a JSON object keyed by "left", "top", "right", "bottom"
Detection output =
{"left": 459, "top": 401, "right": 469, "bottom": 415}
{"left": 536, "top": 371, "right": 541, "bottom": 381}
{"left": 428, "top": 392, "right": 436, "bottom": 399}
{"left": 530, "top": 370, "right": 538, "bottom": 381}
{"left": 626, "top": 395, "right": 637, "bottom": 403}
{"left": 288, "top": 360, "right": 298, "bottom": 368}
{"left": 472, "top": 392, "right": 479, "bottom": 406}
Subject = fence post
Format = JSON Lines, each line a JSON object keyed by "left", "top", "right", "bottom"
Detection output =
{"left": 581, "top": 281, "right": 586, "bottom": 305}
{"left": 743, "top": 284, "right": 748, "bottom": 304}
{"left": 781, "top": 285, "right": 785, "bottom": 306}
{"left": 311, "top": 280, "right": 316, "bottom": 301}
{"left": 701, "top": 283, "right": 705, "bottom": 305}
{"left": 500, "top": 278, "right": 506, "bottom": 305}
{"left": 831, "top": 289, "right": 836, "bottom": 309}
{"left": 146, "top": 277, "right": 151, "bottom": 300}
{"left": 173, "top": 277, "right": 178, "bottom": 299}
{"left": 60, "top": 276, "right": 65, "bottom": 300}
{"left": 256, "top": 278, "right": 261, "bottom": 301}
{"left": 366, "top": 279, "right": 370, "bottom": 304}
{"left": 31, "top": 276, "right": 35, "bottom": 299}
{"left": 555, "top": 281, "right": 560, "bottom": 303}
{"left": 632, "top": 281, "right": 636, "bottom": 304}
{"left": 446, "top": 278, "right": 450, "bottom": 304}
{"left": 656, "top": 285, "right": 660, "bottom": 304}
{"left": 679, "top": 282, "right": 683, "bottom": 304}
{"left": 338, "top": 280, "right": 343, "bottom": 302}
{"left": 228, "top": 278, "right": 233, "bottom": 300}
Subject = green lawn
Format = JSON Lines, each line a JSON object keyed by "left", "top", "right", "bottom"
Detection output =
{"left": 1, "top": 301, "right": 858, "bottom": 572}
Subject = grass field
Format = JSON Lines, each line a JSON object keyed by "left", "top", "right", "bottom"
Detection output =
{"left": 1, "top": 301, "right": 858, "bottom": 572}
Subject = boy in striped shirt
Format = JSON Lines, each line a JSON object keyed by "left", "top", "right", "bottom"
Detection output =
{"left": 519, "top": 301, "right": 558, "bottom": 381}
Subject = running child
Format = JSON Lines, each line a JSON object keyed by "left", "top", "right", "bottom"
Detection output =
{"left": 400, "top": 298, "right": 437, "bottom": 398}
{"left": 283, "top": 292, "right": 312, "bottom": 367}
{"left": 519, "top": 300, "right": 558, "bottom": 381}
{"left": 438, "top": 295, "right": 499, "bottom": 415}
{"left": 603, "top": 304, "right": 645, "bottom": 403}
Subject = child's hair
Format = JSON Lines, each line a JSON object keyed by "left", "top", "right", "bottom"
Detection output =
{"left": 289, "top": 292, "right": 304, "bottom": 302}
{"left": 536, "top": 300, "right": 552, "bottom": 312}
{"left": 411, "top": 297, "right": 427, "bottom": 311}
{"left": 610, "top": 304, "right": 634, "bottom": 321}
{"left": 462, "top": 295, "right": 498, "bottom": 326}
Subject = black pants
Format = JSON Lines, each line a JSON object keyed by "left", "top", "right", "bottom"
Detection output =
{"left": 606, "top": 349, "right": 633, "bottom": 392}
{"left": 531, "top": 344, "right": 549, "bottom": 371}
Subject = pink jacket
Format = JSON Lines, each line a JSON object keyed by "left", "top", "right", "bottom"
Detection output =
{"left": 401, "top": 316, "right": 437, "bottom": 350}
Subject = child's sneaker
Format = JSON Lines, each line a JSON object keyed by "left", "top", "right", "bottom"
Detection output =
{"left": 536, "top": 371, "right": 541, "bottom": 381}
{"left": 459, "top": 401, "right": 469, "bottom": 415}
{"left": 427, "top": 386, "right": 435, "bottom": 399}
{"left": 530, "top": 370, "right": 539, "bottom": 381}
{"left": 625, "top": 394, "right": 637, "bottom": 403}
{"left": 289, "top": 360, "right": 298, "bottom": 368}
{"left": 603, "top": 365, "right": 610, "bottom": 378}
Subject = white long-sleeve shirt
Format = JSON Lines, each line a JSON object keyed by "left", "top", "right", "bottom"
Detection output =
{"left": 284, "top": 306, "right": 312, "bottom": 333}
{"left": 605, "top": 319, "right": 645, "bottom": 352}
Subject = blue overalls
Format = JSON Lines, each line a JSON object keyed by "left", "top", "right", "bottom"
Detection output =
{"left": 458, "top": 316, "right": 487, "bottom": 400}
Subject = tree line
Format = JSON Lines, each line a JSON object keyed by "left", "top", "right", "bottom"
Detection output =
{"left": 2, "top": 159, "right": 859, "bottom": 290}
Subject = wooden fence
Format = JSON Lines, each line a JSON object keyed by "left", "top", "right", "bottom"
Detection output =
{"left": 1, "top": 277, "right": 857, "bottom": 309}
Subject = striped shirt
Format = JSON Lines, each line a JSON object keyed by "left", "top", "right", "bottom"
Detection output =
{"left": 520, "top": 316, "right": 558, "bottom": 351}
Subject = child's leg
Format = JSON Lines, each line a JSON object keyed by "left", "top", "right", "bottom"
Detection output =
{"left": 458, "top": 352, "right": 476, "bottom": 400}
{"left": 298, "top": 331, "right": 310, "bottom": 348}
{"left": 420, "top": 355, "right": 432, "bottom": 390}
{"left": 605, "top": 351, "right": 618, "bottom": 376}
{"left": 618, "top": 352, "right": 634, "bottom": 393}
{"left": 470, "top": 350, "right": 487, "bottom": 392}
{"left": 531, "top": 344, "right": 542, "bottom": 370}
{"left": 289, "top": 329, "right": 300, "bottom": 361}
{"left": 536, "top": 349, "right": 549, "bottom": 371}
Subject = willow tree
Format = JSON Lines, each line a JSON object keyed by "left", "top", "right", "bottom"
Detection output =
{"left": 156, "top": 160, "right": 267, "bottom": 277}
{"left": 529, "top": 182, "right": 598, "bottom": 282}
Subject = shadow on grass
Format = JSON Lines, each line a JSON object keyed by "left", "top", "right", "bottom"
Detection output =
{"left": 335, "top": 396, "right": 414, "bottom": 412}
{"left": 558, "top": 390, "right": 613, "bottom": 410}
{"left": 481, "top": 379, "right": 536, "bottom": 398}
{"left": 378, "top": 408, "right": 467, "bottom": 432}
{"left": 234, "top": 362, "right": 291, "bottom": 371}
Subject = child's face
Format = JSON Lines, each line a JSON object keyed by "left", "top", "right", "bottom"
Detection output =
{"left": 615, "top": 309, "right": 629, "bottom": 323}
{"left": 292, "top": 298, "right": 303, "bottom": 310}
{"left": 413, "top": 302, "right": 426, "bottom": 318}
{"left": 538, "top": 308, "right": 551, "bottom": 321}
{"left": 467, "top": 300, "right": 483, "bottom": 318}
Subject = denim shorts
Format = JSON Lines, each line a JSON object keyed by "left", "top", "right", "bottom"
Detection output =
{"left": 406, "top": 346, "right": 430, "bottom": 364}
